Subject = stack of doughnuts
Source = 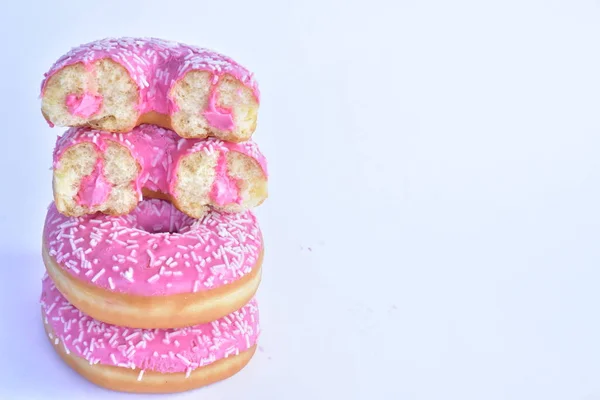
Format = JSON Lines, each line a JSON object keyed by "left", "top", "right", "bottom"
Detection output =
{"left": 38, "top": 37, "right": 268, "bottom": 394}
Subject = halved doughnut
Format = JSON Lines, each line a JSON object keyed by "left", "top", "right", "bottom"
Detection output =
{"left": 52, "top": 125, "right": 267, "bottom": 219}
{"left": 41, "top": 37, "right": 260, "bottom": 142}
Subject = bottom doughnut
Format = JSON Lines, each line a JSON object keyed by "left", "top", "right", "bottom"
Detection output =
{"left": 44, "top": 323, "right": 256, "bottom": 393}
{"left": 41, "top": 274, "right": 260, "bottom": 394}
{"left": 44, "top": 319, "right": 256, "bottom": 393}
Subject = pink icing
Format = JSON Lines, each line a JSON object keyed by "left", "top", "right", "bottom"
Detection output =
{"left": 53, "top": 124, "right": 267, "bottom": 205}
{"left": 41, "top": 37, "right": 259, "bottom": 120}
{"left": 76, "top": 160, "right": 111, "bottom": 207}
{"left": 211, "top": 153, "right": 241, "bottom": 206}
{"left": 65, "top": 92, "right": 103, "bottom": 118}
{"left": 202, "top": 90, "right": 235, "bottom": 131}
{"left": 43, "top": 199, "right": 262, "bottom": 296}
{"left": 41, "top": 274, "right": 259, "bottom": 374}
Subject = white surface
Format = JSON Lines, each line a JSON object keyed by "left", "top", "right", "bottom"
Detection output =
{"left": 1, "top": 0, "right": 600, "bottom": 399}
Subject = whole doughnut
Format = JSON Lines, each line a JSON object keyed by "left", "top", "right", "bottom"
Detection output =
{"left": 53, "top": 124, "right": 268, "bottom": 218}
{"left": 43, "top": 198, "right": 263, "bottom": 329}
{"left": 41, "top": 274, "right": 259, "bottom": 394}
{"left": 41, "top": 37, "right": 259, "bottom": 142}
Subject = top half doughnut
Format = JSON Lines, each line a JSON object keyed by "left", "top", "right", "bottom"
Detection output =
{"left": 41, "top": 37, "right": 260, "bottom": 142}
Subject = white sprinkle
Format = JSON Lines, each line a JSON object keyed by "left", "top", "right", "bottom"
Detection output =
{"left": 137, "top": 370, "right": 145, "bottom": 381}
{"left": 146, "top": 249, "right": 155, "bottom": 263}
{"left": 126, "top": 332, "right": 141, "bottom": 341}
{"left": 108, "top": 277, "right": 115, "bottom": 290}
{"left": 109, "top": 331, "right": 119, "bottom": 345}
{"left": 46, "top": 302, "right": 57, "bottom": 314}
{"left": 176, "top": 353, "right": 191, "bottom": 365}
{"left": 148, "top": 274, "right": 160, "bottom": 283}
{"left": 122, "top": 268, "right": 134, "bottom": 282}
{"left": 91, "top": 269, "right": 105, "bottom": 283}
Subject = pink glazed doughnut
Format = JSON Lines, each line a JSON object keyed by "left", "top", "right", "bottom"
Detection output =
{"left": 42, "top": 199, "right": 263, "bottom": 329}
{"left": 41, "top": 37, "right": 260, "bottom": 142}
{"left": 52, "top": 124, "right": 268, "bottom": 219}
{"left": 41, "top": 274, "right": 259, "bottom": 394}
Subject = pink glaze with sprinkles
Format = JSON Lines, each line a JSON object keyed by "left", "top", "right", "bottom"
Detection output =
{"left": 43, "top": 199, "right": 263, "bottom": 297}
{"left": 53, "top": 124, "right": 267, "bottom": 207}
{"left": 41, "top": 274, "right": 259, "bottom": 374}
{"left": 41, "top": 37, "right": 259, "bottom": 129}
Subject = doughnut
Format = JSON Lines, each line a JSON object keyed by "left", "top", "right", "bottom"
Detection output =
{"left": 43, "top": 198, "right": 263, "bottom": 329}
{"left": 41, "top": 37, "right": 259, "bottom": 142}
{"left": 40, "top": 274, "right": 259, "bottom": 394}
{"left": 52, "top": 124, "right": 268, "bottom": 218}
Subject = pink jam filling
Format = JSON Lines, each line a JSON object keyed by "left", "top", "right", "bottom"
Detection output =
{"left": 210, "top": 153, "right": 241, "bottom": 206}
{"left": 76, "top": 160, "right": 111, "bottom": 207}
{"left": 65, "top": 92, "right": 103, "bottom": 118}
{"left": 202, "top": 89, "right": 235, "bottom": 131}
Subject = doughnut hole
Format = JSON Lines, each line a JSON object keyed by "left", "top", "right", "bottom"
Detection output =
{"left": 172, "top": 151, "right": 219, "bottom": 219}
{"left": 42, "top": 59, "right": 139, "bottom": 132}
{"left": 214, "top": 152, "right": 268, "bottom": 213}
{"left": 53, "top": 141, "right": 140, "bottom": 216}
{"left": 170, "top": 72, "right": 259, "bottom": 142}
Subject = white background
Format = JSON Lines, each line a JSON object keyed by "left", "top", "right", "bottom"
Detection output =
{"left": 0, "top": 0, "right": 599, "bottom": 399}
